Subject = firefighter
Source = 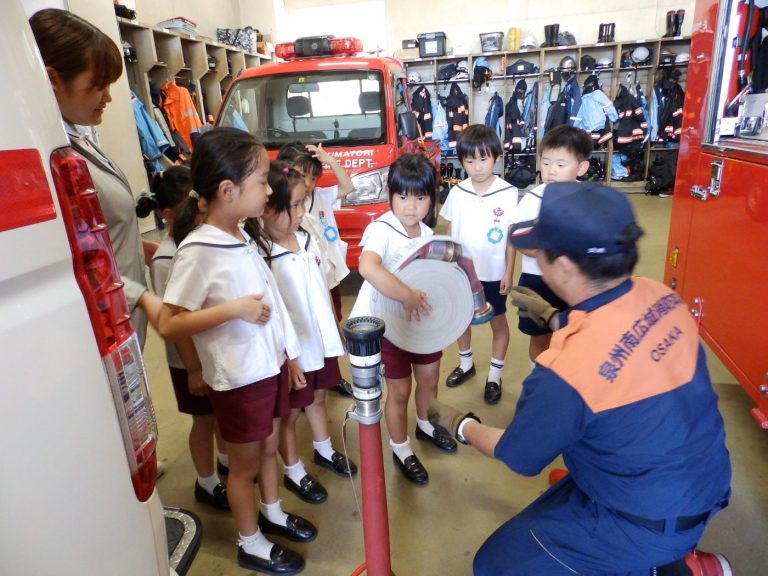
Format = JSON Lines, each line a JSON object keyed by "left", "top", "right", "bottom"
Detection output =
{"left": 429, "top": 182, "right": 732, "bottom": 576}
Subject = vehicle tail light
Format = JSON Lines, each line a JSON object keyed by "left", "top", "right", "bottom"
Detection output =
{"left": 50, "top": 147, "right": 158, "bottom": 502}
{"left": 275, "top": 36, "right": 363, "bottom": 60}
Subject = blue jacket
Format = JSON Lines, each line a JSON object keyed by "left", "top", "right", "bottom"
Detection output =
{"left": 574, "top": 89, "right": 618, "bottom": 133}
{"left": 130, "top": 91, "right": 169, "bottom": 176}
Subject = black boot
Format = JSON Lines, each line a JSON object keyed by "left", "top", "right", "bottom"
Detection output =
{"left": 673, "top": 9, "right": 685, "bottom": 37}
{"left": 598, "top": 23, "right": 606, "bottom": 43}
{"left": 541, "top": 25, "right": 551, "bottom": 48}
{"left": 607, "top": 23, "right": 615, "bottom": 43}
{"left": 663, "top": 10, "right": 675, "bottom": 37}
{"left": 550, "top": 23, "right": 560, "bottom": 47}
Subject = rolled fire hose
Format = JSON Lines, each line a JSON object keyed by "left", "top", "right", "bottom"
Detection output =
{"left": 370, "top": 235, "right": 494, "bottom": 354}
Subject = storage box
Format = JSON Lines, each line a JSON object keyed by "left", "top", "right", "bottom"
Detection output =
{"left": 402, "top": 39, "right": 418, "bottom": 49}
{"left": 479, "top": 31, "right": 504, "bottom": 52}
{"left": 416, "top": 32, "right": 446, "bottom": 58}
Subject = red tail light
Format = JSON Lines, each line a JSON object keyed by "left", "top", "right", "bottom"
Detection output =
{"left": 50, "top": 147, "right": 158, "bottom": 502}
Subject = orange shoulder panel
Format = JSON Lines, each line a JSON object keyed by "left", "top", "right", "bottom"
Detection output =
{"left": 537, "top": 278, "right": 698, "bottom": 413}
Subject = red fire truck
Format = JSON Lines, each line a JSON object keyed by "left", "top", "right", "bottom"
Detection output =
{"left": 216, "top": 36, "right": 440, "bottom": 269}
{"left": 665, "top": 0, "right": 768, "bottom": 428}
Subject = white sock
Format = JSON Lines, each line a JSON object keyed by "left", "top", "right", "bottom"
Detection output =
{"left": 284, "top": 460, "right": 307, "bottom": 485}
{"left": 260, "top": 499, "right": 289, "bottom": 526}
{"left": 197, "top": 472, "right": 221, "bottom": 493}
{"left": 488, "top": 357, "right": 504, "bottom": 382}
{"left": 459, "top": 349, "right": 474, "bottom": 372}
{"left": 238, "top": 530, "right": 274, "bottom": 559}
{"left": 390, "top": 437, "right": 414, "bottom": 463}
{"left": 218, "top": 453, "right": 229, "bottom": 467}
{"left": 417, "top": 417, "right": 435, "bottom": 437}
{"left": 313, "top": 437, "right": 335, "bottom": 460}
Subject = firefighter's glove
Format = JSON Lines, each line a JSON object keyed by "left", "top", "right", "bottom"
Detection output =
{"left": 427, "top": 399, "right": 480, "bottom": 445}
{"left": 509, "top": 286, "right": 558, "bottom": 329}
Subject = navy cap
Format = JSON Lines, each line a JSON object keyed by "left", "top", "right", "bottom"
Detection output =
{"left": 509, "top": 182, "right": 637, "bottom": 257}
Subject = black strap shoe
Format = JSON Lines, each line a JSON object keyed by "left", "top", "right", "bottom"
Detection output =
{"left": 445, "top": 364, "right": 476, "bottom": 388}
{"left": 392, "top": 452, "right": 429, "bottom": 485}
{"left": 415, "top": 425, "right": 457, "bottom": 453}
{"left": 484, "top": 378, "right": 502, "bottom": 405}
{"left": 194, "top": 480, "right": 230, "bottom": 510}
{"left": 283, "top": 473, "right": 327, "bottom": 504}
{"left": 313, "top": 449, "right": 358, "bottom": 477}
{"left": 258, "top": 512, "right": 317, "bottom": 543}
{"left": 237, "top": 543, "right": 305, "bottom": 575}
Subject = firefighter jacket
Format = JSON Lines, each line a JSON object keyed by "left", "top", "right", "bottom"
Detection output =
{"left": 504, "top": 91, "right": 525, "bottom": 151}
{"left": 445, "top": 82, "right": 469, "bottom": 149}
{"left": 485, "top": 92, "right": 504, "bottom": 140}
{"left": 162, "top": 81, "right": 203, "bottom": 150}
{"left": 411, "top": 85, "right": 434, "bottom": 139}
{"left": 613, "top": 84, "right": 647, "bottom": 151}
{"left": 657, "top": 82, "right": 684, "bottom": 142}
{"left": 574, "top": 88, "right": 618, "bottom": 147}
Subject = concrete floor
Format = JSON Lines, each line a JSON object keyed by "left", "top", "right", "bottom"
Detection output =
{"left": 144, "top": 194, "right": 768, "bottom": 575}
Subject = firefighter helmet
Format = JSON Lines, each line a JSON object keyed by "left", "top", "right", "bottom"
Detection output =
{"left": 558, "top": 55, "right": 577, "bottom": 72}
{"left": 407, "top": 71, "right": 422, "bottom": 84}
{"left": 631, "top": 46, "right": 651, "bottom": 65}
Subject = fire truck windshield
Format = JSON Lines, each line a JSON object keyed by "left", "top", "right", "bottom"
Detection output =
{"left": 218, "top": 70, "right": 386, "bottom": 149}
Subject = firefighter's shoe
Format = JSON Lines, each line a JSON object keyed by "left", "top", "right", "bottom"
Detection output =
{"left": 684, "top": 550, "right": 733, "bottom": 576}
{"left": 237, "top": 544, "right": 305, "bottom": 575}
{"left": 446, "top": 364, "right": 476, "bottom": 388}
{"left": 194, "top": 481, "right": 230, "bottom": 510}
{"left": 484, "top": 378, "right": 502, "bottom": 404}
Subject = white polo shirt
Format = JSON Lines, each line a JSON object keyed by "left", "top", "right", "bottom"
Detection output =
{"left": 163, "top": 224, "right": 301, "bottom": 391}
{"left": 439, "top": 175, "right": 518, "bottom": 282}
{"left": 150, "top": 234, "right": 183, "bottom": 369}
{"left": 350, "top": 210, "right": 433, "bottom": 319}
{"left": 513, "top": 183, "right": 546, "bottom": 276}
{"left": 304, "top": 185, "right": 350, "bottom": 288}
{"left": 264, "top": 229, "right": 344, "bottom": 373}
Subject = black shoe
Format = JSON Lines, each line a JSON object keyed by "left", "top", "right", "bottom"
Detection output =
{"left": 283, "top": 473, "right": 327, "bottom": 504}
{"left": 313, "top": 449, "right": 358, "bottom": 477}
{"left": 194, "top": 480, "right": 230, "bottom": 510}
{"left": 237, "top": 544, "right": 305, "bottom": 575}
{"left": 445, "top": 364, "right": 476, "bottom": 388}
{"left": 258, "top": 512, "right": 317, "bottom": 543}
{"left": 331, "top": 378, "right": 354, "bottom": 397}
{"left": 217, "top": 459, "right": 229, "bottom": 477}
{"left": 392, "top": 452, "right": 429, "bottom": 485}
{"left": 415, "top": 425, "right": 457, "bottom": 453}
{"left": 484, "top": 378, "right": 502, "bottom": 405}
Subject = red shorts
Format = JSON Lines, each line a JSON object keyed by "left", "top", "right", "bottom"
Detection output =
{"left": 289, "top": 356, "right": 342, "bottom": 409}
{"left": 169, "top": 366, "right": 213, "bottom": 416}
{"left": 381, "top": 337, "right": 442, "bottom": 380}
{"left": 207, "top": 376, "right": 277, "bottom": 443}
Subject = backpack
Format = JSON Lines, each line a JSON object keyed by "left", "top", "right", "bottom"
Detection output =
{"left": 504, "top": 156, "right": 538, "bottom": 188}
{"left": 646, "top": 154, "right": 677, "bottom": 195}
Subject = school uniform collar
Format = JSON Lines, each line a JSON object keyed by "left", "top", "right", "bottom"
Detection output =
{"left": 177, "top": 223, "right": 251, "bottom": 251}
{"left": 374, "top": 210, "right": 423, "bottom": 239}
{"left": 270, "top": 229, "right": 311, "bottom": 260}
{"left": 457, "top": 175, "right": 515, "bottom": 198}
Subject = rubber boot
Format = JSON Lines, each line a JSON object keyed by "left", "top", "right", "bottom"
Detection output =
{"left": 550, "top": 23, "right": 560, "bottom": 47}
{"left": 541, "top": 25, "right": 551, "bottom": 48}
{"left": 607, "top": 23, "right": 615, "bottom": 43}
{"left": 598, "top": 23, "right": 606, "bottom": 43}
{"left": 663, "top": 10, "right": 675, "bottom": 37}
{"left": 673, "top": 9, "right": 685, "bottom": 37}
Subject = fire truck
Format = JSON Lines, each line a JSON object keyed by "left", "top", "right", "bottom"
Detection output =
{"left": 216, "top": 36, "right": 441, "bottom": 269}
{"left": 664, "top": 0, "right": 768, "bottom": 428}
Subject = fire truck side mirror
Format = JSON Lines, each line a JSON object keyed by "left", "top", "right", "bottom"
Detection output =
{"left": 398, "top": 111, "right": 419, "bottom": 141}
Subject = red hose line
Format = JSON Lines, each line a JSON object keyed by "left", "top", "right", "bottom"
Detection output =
{"left": 359, "top": 422, "right": 392, "bottom": 576}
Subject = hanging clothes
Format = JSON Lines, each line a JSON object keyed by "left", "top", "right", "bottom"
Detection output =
{"left": 431, "top": 97, "right": 450, "bottom": 152}
{"left": 162, "top": 80, "right": 203, "bottom": 150}
{"left": 504, "top": 80, "right": 527, "bottom": 151}
{"left": 575, "top": 77, "right": 618, "bottom": 148}
{"left": 485, "top": 91, "right": 504, "bottom": 140}
{"left": 445, "top": 82, "right": 469, "bottom": 149}
{"left": 520, "top": 81, "right": 538, "bottom": 151}
{"left": 130, "top": 90, "right": 170, "bottom": 178}
{"left": 411, "top": 85, "right": 434, "bottom": 139}
{"left": 613, "top": 84, "right": 647, "bottom": 151}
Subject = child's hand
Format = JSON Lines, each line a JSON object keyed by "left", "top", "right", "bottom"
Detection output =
{"left": 402, "top": 288, "right": 431, "bottom": 322}
{"left": 305, "top": 143, "right": 332, "bottom": 165}
{"left": 500, "top": 273, "right": 514, "bottom": 295}
{"left": 187, "top": 369, "right": 208, "bottom": 397}
{"left": 233, "top": 294, "right": 271, "bottom": 324}
{"left": 287, "top": 359, "right": 307, "bottom": 390}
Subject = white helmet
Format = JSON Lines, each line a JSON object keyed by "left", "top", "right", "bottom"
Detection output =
{"left": 520, "top": 33, "right": 538, "bottom": 49}
{"left": 407, "top": 71, "right": 422, "bottom": 84}
{"left": 631, "top": 46, "right": 650, "bottom": 64}
{"left": 596, "top": 56, "right": 614, "bottom": 69}
{"left": 675, "top": 52, "right": 690, "bottom": 63}
{"left": 456, "top": 60, "right": 469, "bottom": 72}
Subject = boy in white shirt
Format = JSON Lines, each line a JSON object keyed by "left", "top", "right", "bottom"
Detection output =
{"left": 440, "top": 125, "right": 518, "bottom": 404}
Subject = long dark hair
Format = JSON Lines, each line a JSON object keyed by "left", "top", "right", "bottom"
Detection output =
{"left": 173, "top": 128, "right": 265, "bottom": 245}
{"left": 136, "top": 166, "right": 192, "bottom": 218}
{"left": 29, "top": 9, "right": 122, "bottom": 89}
{"left": 245, "top": 160, "right": 305, "bottom": 266}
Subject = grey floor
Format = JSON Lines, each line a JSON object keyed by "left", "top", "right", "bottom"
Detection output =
{"left": 145, "top": 194, "right": 768, "bottom": 576}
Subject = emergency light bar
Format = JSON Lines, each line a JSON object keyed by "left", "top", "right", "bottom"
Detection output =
{"left": 275, "top": 36, "right": 363, "bottom": 60}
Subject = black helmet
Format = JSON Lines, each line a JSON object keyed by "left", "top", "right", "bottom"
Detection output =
{"left": 583, "top": 74, "right": 600, "bottom": 93}
{"left": 581, "top": 54, "right": 596, "bottom": 71}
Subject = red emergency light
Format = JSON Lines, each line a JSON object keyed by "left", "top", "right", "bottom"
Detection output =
{"left": 275, "top": 35, "right": 363, "bottom": 60}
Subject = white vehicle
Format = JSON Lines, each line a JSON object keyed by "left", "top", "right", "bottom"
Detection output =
{"left": 0, "top": 2, "right": 197, "bottom": 574}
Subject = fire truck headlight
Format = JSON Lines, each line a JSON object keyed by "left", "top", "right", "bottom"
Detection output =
{"left": 344, "top": 169, "right": 388, "bottom": 205}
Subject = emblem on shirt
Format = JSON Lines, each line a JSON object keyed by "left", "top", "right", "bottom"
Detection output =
{"left": 487, "top": 206, "right": 504, "bottom": 244}
{"left": 493, "top": 207, "right": 504, "bottom": 217}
